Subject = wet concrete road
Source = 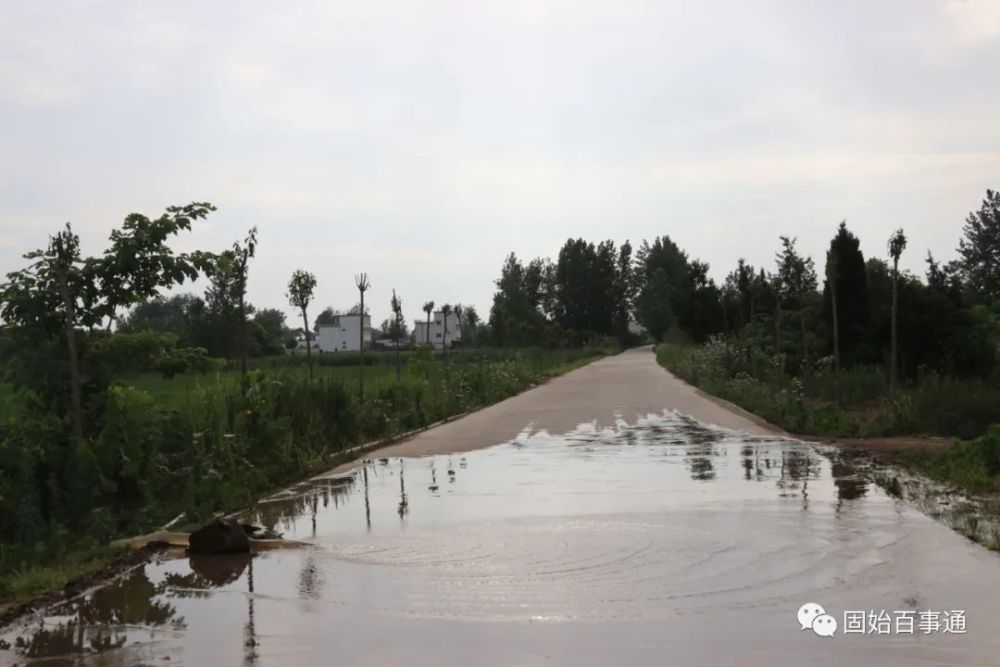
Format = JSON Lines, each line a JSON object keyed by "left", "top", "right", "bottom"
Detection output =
{"left": 4, "top": 348, "right": 1000, "bottom": 665}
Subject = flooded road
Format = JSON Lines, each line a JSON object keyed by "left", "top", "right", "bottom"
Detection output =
{"left": 4, "top": 348, "right": 1000, "bottom": 666}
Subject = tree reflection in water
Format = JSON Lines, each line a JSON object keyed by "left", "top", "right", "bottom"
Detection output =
{"left": 832, "top": 460, "right": 869, "bottom": 511}
{"left": 4, "top": 552, "right": 268, "bottom": 662}
{"left": 677, "top": 415, "right": 722, "bottom": 481}
{"left": 8, "top": 567, "right": 182, "bottom": 660}
{"left": 245, "top": 476, "right": 355, "bottom": 538}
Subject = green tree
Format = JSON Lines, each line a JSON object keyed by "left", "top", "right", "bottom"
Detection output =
{"left": 592, "top": 240, "right": 618, "bottom": 335}
{"left": 888, "top": 228, "right": 908, "bottom": 394}
{"left": 390, "top": 289, "right": 404, "bottom": 382}
{"left": 552, "top": 239, "right": 616, "bottom": 336}
{"left": 826, "top": 246, "right": 841, "bottom": 373}
{"left": 822, "top": 222, "right": 869, "bottom": 368}
{"left": 487, "top": 254, "right": 549, "bottom": 346}
{"left": 229, "top": 227, "right": 258, "bottom": 377}
{"left": 722, "top": 259, "right": 757, "bottom": 333}
{"left": 287, "top": 269, "right": 317, "bottom": 380}
{"left": 634, "top": 236, "right": 690, "bottom": 341}
{"left": 440, "top": 303, "right": 452, "bottom": 356}
{"left": 736, "top": 259, "right": 755, "bottom": 326}
{"left": 355, "top": 273, "right": 371, "bottom": 399}
{"left": 956, "top": 188, "right": 1000, "bottom": 305}
{"left": 0, "top": 203, "right": 215, "bottom": 443}
{"left": 634, "top": 236, "right": 723, "bottom": 342}
{"left": 776, "top": 236, "right": 817, "bottom": 367}
{"left": 119, "top": 293, "right": 199, "bottom": 341}
{"left": 463, "top": 305, "right": 480, "bottom": 347}
{"left": 314, "top": 306, "right": 339, "bottom": 331}
{"left": 251, "top": 308, "right": 288, "bottom": 356}
{"left": 770, "top": 272, "right": 784, "bottom": 361}
{"left": 614, "top": 240, "right": 636, "bottom": 338}
{"left": 202, "top": 250, "right": 252, "bottom": 358}
{"left": 635, "top": 268, "right": 676, "bottom": 341}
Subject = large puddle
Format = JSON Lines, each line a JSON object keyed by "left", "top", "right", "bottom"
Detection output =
{"left": 5, "top": 412, "right": 1000, "bottom": 665}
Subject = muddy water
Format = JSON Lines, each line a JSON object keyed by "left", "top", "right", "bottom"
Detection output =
{"left": 5, "top": 412, "right": 1000, "bottom": 666}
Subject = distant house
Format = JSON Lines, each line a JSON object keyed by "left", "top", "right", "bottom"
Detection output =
{"left": 413, "top": 310, "right": 461, "bottom": 349}
{"left": 316, "top": 314, "right": 374, "bottom": 352}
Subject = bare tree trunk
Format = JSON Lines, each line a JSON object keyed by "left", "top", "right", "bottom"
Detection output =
{"left": 302, "top": 307, "right": 313, "bottom": 382}
{"left": 359, "top": 291, "right": 365, "bottom": 401}
{"left": 890, "top": 259, "right": 899, "bottom": 395}
{"left": 394, "top": 312, "right": 401, "bottom": 383}
{"left": 57, "top": 270, "right": 85, "bottom": 445}
{"left": 425, "top": 315, "right": 431, "bottom": 348}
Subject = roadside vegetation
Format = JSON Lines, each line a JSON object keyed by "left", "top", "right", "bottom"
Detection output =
{"left": 896, "top": 428, "right": 1000, "bottom": 496}
{"left": 0, "top": 203, "right": 621, "bottom": 605}
{"left": 657, "top": 341, "right": 1000, "bottom": 440}
{"left": 0, "top": 340, "right": 611, "bottom": 604}
{"left": 648, "top": 189, "right": 1000, "bottom": 497}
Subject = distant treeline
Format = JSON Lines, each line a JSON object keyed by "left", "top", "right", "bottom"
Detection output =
{"left": 488, "top": 189, "right": 1000, "bottom": 383}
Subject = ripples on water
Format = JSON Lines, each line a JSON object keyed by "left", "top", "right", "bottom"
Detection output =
{"left": 1, "top": 411, "right": 887, "bottom": 664}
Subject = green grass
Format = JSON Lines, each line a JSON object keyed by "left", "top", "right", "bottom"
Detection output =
{"left": 118, "top": 347, "right": 609, "bottom": 405}
{"left": 0, "top": 544, "right": 129, "bottom": 609}
{"left": 893, "top": 426, "right": 1000, "bottom": 495}
{"left": 119, "top": 363, "right": 399, "bottom": 405}
{"left": 656, "top": 341, "right": 1000, "bottom": 439}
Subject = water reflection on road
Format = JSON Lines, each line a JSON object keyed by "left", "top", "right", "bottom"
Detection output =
{"left": 5, "top": 411, "right": 999, "bottom": 665}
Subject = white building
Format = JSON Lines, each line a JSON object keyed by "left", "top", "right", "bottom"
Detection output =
{"left": 316, "top": 314, "right": 374, "bottom": 352}
{"left": 413, "top": 310, "right": 461, "bottom": 349}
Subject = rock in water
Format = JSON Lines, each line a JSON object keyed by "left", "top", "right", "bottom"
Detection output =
{"left": 188, "top": 518, "right": 251, "bottom": 554}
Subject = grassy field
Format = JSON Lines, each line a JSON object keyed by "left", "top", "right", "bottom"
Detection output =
{"left": 117, "top": 348, "right": 603, "bottom": 404}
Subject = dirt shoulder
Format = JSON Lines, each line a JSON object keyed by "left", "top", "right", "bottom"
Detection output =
{"left": 0, "top": 543, "right": 170, "bottom": 629}
{"left": 796, "top": 433, "right": 955, "bottom": 454}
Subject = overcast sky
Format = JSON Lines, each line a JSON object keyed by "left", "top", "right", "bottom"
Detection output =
{"left": 2, "top": 0, "right": 999, "bottom": 327}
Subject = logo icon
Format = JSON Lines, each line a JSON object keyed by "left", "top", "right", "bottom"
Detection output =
{"left": 797, "top": 602, "right": 837, "bottom": 637}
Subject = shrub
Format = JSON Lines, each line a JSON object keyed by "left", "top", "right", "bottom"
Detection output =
{"left": 658, "top": 338, "right": 1000, "bottom": 440}
{"left": 156, "top": 346, "right": 225, "bottom": 378}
